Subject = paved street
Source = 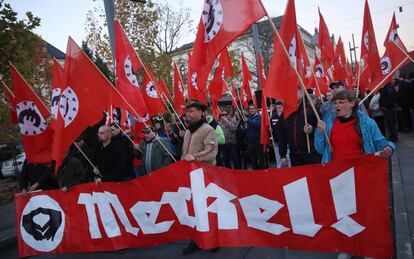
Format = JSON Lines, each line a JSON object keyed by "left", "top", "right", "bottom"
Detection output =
{"left": 1, "top": 134, "right": 413, "bottom": 259}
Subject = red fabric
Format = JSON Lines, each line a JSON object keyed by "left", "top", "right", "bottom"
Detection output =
{"left": 159, "top": 79, "right": 172, "bottom": 100}
{"left": 260, "top": 93, "right": 270, "bottom": 147}
{"left": 367, "top": 15, "right": 411, "bottom": 92}
{"left": 360, "top": 0, "right": 382, "bottom": 82}
{"left": 241, "top": 53, "right": 253, "bottom": 103}
{"left": 239, "top": 86, "right": 249, "bottom": 109}
{"left": 257, "top": 53, "right": 267, "bottom": 89}
{"left": 209, "top": 66, "right": 226, "bottom": 104}
{"left": 333, "top": 37, "right": 348, "bottom": 84}
{"left": 16, "top": 155, "right": 392, "bottom": 258}
{"left": 173, "top": 62, "right": 186, "bottom": 115}
{"left": 330, "top": 119, "right": 363, "bottom": 161}
{"left": 296, "top": 28, "right": 312, "bottom": 88}
{"left": 10, "top": 64, "right": 53, "bottom": 163}
{"left": 2, "top": 82, "right": 18, "bottom": 124}
{"left": 52, "top": 37, "right": 112, "bottom": 170}
{"left": 141, "top": 67, "right": 166, "bottom": 116}
{"left": 310, "top": 52, "right": 329, "bottom": 95}
{"left": 219, "top": 48, "right": 234, "bottom": 78}
{"left": 114, "top": 20, "right": 147, "bottom": 117}
{"left": 187, "top": 52, "right": 207, "bottom": 105}
{"left": 318, "top": 9, "right": 335, "bottom": 70}
{"left": 265, "top": 0, "right": 298, "bottom": 118}
{"left": 231, "top": 84, "right": 239, "bottom": 110}
{"left": 190, "top": 0, "right": 265, "bottom": 90}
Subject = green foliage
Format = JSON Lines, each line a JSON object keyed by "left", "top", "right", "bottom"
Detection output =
{"left": 81, "top": 41, "right": 114, "bottom": 83}
{"left": 0, "top": 0, "right": 52, "bottom": 142}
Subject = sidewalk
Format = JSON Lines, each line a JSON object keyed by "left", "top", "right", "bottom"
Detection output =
{"left": 1, "top": 134, "right": 414, "bottom": 258}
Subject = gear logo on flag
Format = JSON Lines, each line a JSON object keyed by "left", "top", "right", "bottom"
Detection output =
{"left": 16, "top": 101, "right": 48, "bottom": 136}
{"left": 288, "top": 36, "right": 297, "bottom": 67}
{"left": 145, "top": 81, "right": 159, "bottom": 98}
{"left": 51, "top": 88, "right": 61, "bottom": 119}
{"left": 315, "top": 64, "right": 324, "bottom": 78}
{"left": 191, "top": 72, "right": 199, "bottom": 90}
{"left": 202, "top": 0, "right": 223, "bottom": 42}
{"left": 381, "top": 56, "right": 392, "bottom": 75}
{"left": 136, "top": 113, "right": 150, "bottom": 123}
{"left": 364, "top": 31, "right": 369, "bottom": 50}
{"left": 20, "top": 195, "right": 65, "bottom": 252}
{"left": 178, "top": 82, "right": 184, "bottom": 93}
{"left": 59, "top": 87, "right": 79, "bottom": 128}
{"left": 124, "top": 55, "right": 139, "bottom": 87}
{"left": 389, "top": 29, "right": 399, "bottom": 44}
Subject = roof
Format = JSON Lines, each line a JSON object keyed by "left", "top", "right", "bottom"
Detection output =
{"left": 45, "top": 41, "right": 65, "bottom": 60}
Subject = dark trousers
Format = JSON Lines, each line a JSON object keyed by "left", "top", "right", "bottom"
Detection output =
{"left": 247, "top": 141, "right": 265, "bottom": 170}
{"left": 373, "top": 115, "right": 386, "bottom": 136}
{"left": 216, "top": 145, "right": 225, "bottom": 166}
{"left": 384, "top": 108, "right": 398, "bottom": 141}
{"left": 289, "top": 152, "right": 322, "bottom": 167}
{"left": 222, "top": 143, "right": 241, "bottom": 169}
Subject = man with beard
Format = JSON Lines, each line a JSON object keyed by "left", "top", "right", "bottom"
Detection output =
{"left": 93, "top": 125, "right": 126, "bottom": 182}
{"left": 181, "top": 100, "right": 218, "bottom": 255}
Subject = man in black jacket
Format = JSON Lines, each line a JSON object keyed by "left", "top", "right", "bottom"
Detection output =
{"left": 110, "top": 124, "right": 135, "bottom": 180}
{"left": 379, "top": 82, "right": 398, "bottom": 141}
{"left": 93, "top": 125, "right": 127, "bottom": 182}
{"left": 276, "top": 88, "right": 321, "bottom": 167}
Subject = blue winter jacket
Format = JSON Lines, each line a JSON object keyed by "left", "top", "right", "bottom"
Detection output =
{"left": 244, "top": 113, "right": 262, "bottom": 142}
{"left": 314, "top": 110, "right": 395, "bottom": 163}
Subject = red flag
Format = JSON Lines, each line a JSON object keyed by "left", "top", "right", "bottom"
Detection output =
{"left": 159, "top": 79, "right": 172, "bottom": 100}
{"left": 333, "top": 37, "right": 348, "bottom": 83}
{"left": 219, "top": 48, "right": 234, "bottom": 78}
{"left": 10, "top": 64, "right": 53, "bottom": 163}
{"left": 257, "top": 53, "right": 267, "bottom": 89}
{"left": 187, "top": 52, "right": 207, "bottom": 104}
{"left": 114, "top": 20, "right": 147, "bottom": 117}
{"left": 133, "top": 113, "right": 151, "bottom": 140}
{"left": 50, "top": 59, "right": 65, "bottom": 130}
{"left": 239, "top": 86, "right": 249, "bottom": 109}
{"left": 231, "top": 84, "right": 239, "bottom": 110}
{"left": 190, "top": 0, "right": 265, "bottom": 90}
{"left": 318, "top": 8, "right": 335, "bottom": 70}
{"left": 209, "top": 66, "right": 226, "bottom": 104}
{"left": 367, "top": 14, "right": 411, "bottom": 91}
{"left": 241, "top": 53, "right": 253, "bottom": 103}
{"left": 264, "top": 0, "right": 298, "bottom": 118}
{"left": 297, "top": 28, "right": 312, "bottom": 88}
{"left": 260, "top": 93, "right": 270, "bottom": 149}
{"left": 311, "top": 52, "right": 329, "bottom": 95}
{"left": 173, "top": 62, "right": 186, "bottom": 115}
{"left": 2, "top": 81, "right": 18, "bottom": 124}
{"left": 360, "top": 0, "right": 382, "bottom": 81}
{"left": 141, "top": 66, "right": 166, "bottom": 116}
{"left": 52, "top": 37, "right": 113, "bottom": 170}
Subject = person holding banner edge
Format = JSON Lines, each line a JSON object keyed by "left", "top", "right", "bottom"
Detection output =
{"left": 315, "top": 89, "right": 395, "bottom": 164}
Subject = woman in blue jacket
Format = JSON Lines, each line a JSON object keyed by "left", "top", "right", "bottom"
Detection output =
{"left": 315, "top": 90, "right": 395, "bottom": 163}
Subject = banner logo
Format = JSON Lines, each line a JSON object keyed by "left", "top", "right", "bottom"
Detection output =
{"left": 20, "top": 195, "right": 65, "bottom": 252}
{"left": 16, "top": 101, "right": 48, "bottom": 136}
{"left": 51, "top": 88, "right": 61, "bottom": 119}
{"left": 124, "top": 55, "right": 139, "bottom": 87}
{"left": 202, "top": 0, "right": 223, "bottom": 42}
{"left": 59, "top": 87, "right": 79, "bottom": 128}
{"left": 381, "top": 56, "right": 392, "bottom": 75}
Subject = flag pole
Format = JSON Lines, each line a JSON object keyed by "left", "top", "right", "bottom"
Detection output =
{"left": 232, "top": 83, "right": 248, "bottom": 121}
{"left": 1, "top": 81, "right": 15, "bottom": 99}
{"left": 73, "top": 142, "right": 102, "bottom": 178}
{"left": 360, "top": 56, "right": 409, "bottom": 104}
{"left": 258, "top": 1, "right": 333, "bottom": 152}
{"left": 104, "top": 111, "right": 143, "bottom": 152}
{"left": 302, "top": 95, "right": 311, "bottom": 153}
{"left": 227, "top": 83, "right": 246, "bottom": 122}
{"left": 356, "top": 59, "right": 362, "bottom": 97}
{"left": 394, "top": 41, "right": 414, "bottom": 63}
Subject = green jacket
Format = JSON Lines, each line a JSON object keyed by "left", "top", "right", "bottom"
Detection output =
{"left": 207, "top": 115, "right": 225, "bottom": 145}
{"left": 136, "top": 138, "right": 173, "bottom": 175}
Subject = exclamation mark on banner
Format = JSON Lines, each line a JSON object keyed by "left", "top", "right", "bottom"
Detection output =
{"left": 329, "top": 167, "right": 365, "bottom": 237}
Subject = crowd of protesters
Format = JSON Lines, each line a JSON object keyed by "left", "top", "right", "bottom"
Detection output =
{"left": 18, "top": 74, "right": 414, "bottom": 197}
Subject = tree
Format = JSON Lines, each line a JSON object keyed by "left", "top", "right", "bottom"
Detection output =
{"left": 0, "top": 0, "right": 52, "bottom": 142}
{"left": 82, "top": 41, "right": 114, "bottom": 83}
{"left": 84, "top": 0, "right": 193, "bottom": 93}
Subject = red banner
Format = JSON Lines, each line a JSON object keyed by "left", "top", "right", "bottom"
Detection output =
{"left": 16, "top": 155, "right": 392, "bottom": 258}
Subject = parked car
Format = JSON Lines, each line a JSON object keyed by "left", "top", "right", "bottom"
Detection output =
{"left": 1, "top": 153, "right": 25, "bottom": 178}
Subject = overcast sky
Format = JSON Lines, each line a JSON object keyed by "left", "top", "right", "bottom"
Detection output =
{"left": 6, "top": 0, "right": 414, "bottom": 60}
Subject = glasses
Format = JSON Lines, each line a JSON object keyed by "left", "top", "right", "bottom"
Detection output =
{"left": 222, "top": 113, "right": 228, "bottom": 116}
